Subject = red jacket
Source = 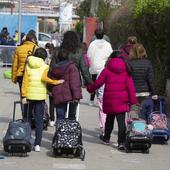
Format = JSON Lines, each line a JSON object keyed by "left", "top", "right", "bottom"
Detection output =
{"left": 50, "top": 60, "right": 82, "bottom": 105}
{"left": 87, "top": 58, "right": 137, "bottom": 114}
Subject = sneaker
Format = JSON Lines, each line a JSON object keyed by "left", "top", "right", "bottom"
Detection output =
{"left": 100, "top": 127, "right": 105, "bottom": 135}
{"left": 99, "top": 135, "right": 110, "bottom": 145}
{"left": 34, "top": 145, "right": 40, "bottom": 152}
{"left": 118, "top": 144, "right": 125, "bottom": 151}
{"left": 88, "top": 100, "right": 94, "bottom": 106}
{"left": 49, "top": 121, "right": 55, "bottom": 127}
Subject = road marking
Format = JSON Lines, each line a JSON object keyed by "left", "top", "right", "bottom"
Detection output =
{"left": 0, "top": 161, "right": 17, "bottom": 166}
{"left": 53, "top": 163, "right": 86, "bottom": 169}
{"left": 123, "top": 158, "right": 140, "bottom": 163}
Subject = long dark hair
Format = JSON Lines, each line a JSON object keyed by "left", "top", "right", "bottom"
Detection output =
{"left": 58, "top": 48, "right": 69, "bottom": 61}
{"left": 60, "top": 31, "right": 80, "bottom": 53}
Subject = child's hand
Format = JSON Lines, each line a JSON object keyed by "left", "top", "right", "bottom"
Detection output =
{"left": 152, "top": 95, "right": 158, "bottom": 100}
{"left": 59, "top": 79, "right": 65, "bottom": 84}
{"left": 22, "top": 97, "right": 27, "bottom": 104}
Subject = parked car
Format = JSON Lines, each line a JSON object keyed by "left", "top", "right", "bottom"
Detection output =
{"left": 38, "top": 32, "right": 52, "bottom": 48}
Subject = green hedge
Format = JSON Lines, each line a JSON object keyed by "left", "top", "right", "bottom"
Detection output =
{"left": 106, "top": 0, "right": 170, "bottom": 94}
{"left": 133, "top": 0, "right": 170, "bottom": 94}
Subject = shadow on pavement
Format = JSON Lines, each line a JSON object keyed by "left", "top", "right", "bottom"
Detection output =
{"left": 0, "top": 116, "right": 11, "bottom": 123}
{"left": 4, "top": 91, "right": 20, "bottom": 95}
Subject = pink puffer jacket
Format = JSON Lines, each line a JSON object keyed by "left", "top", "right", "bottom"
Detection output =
{"left": 87, "top": 58, "right": 137, "bottom": 115}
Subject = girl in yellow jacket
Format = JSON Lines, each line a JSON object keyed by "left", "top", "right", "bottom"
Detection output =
{"left": 21, "top": 47, "right": 64, "bottom": 152}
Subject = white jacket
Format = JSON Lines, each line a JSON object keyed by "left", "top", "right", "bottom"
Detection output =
{"left": 87, "top": 39, "right": 113, "bottom": 74}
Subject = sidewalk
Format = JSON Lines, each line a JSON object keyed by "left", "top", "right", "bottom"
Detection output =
{"left": 0, "top": 67, "right": 170, "bottom": 170}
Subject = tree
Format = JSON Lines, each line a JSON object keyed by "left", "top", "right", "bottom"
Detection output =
{"left": 97, "top": 0, "right": 115, "bottom": 22}
{"left": 133, "top": 0, "right": 170, "bottom": 94}
{"left": 90, "top": 0, "right": 99, "bottom": 16}
{"left": 76, "top": 0, "right": 91, "bottom": 19}
{"left": 76, "top": 0, "right": 114, "bottom": 21}
{"left": 105, "top": 0, "right": 135, "bottom": 48}
{"left": 0, "top": 2, "right": 15, "bottom": 9}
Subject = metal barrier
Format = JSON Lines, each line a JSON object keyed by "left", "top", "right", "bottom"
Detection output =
{"left": 0, "top": 45, "right": 16, "bottom": 67}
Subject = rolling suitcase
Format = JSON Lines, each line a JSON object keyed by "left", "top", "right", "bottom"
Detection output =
{"left": 125, "top": 113, "right": 152, "bottom": 153}
{"left": 148, "top": 98, "right": 169, "bottom": 143}
{"left": 3, "top": 101, "right": 32, "bottom": 156}
{"left": 52, "top": 102, "right": 85, "bottom": 161}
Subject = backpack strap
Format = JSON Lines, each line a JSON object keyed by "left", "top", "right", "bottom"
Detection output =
{"left": 27, "top": 45, "right": 36, "bottom": 57}
{"left": 24, "top": 45, "right": 37, "bottom": 71}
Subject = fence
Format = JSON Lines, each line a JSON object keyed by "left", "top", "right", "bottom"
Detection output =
{"left": 0, "top": 46, "right": 16, "bottom": 67}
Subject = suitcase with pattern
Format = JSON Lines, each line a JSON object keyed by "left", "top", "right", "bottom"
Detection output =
{"left": 52, "top": 102, "right": 85, "bottom": 161}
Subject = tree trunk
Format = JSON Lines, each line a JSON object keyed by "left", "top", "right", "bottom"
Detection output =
{"left": 90, "top": 0, "right": 99, "bottom": 17}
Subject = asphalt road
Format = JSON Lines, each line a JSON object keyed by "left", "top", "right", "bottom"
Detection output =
{"left": 0, "top": 67, "right": 170, "bottom": 170}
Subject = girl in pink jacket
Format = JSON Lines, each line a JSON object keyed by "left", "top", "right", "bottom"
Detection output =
{"left": 87, "top": 51, "right": 137, "bottom": 150}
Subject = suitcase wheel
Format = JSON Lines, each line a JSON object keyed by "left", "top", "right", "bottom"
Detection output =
{"left": 8, "top": 145, "right": 12, "bottom": 151}
{"left": 22, "top": 146, "right": 26, "bottom": 151}
{"left": 125, "top": 148, "right": 130, "bottom": 153}
{"left": 143, "top": 149, "right": 149, "bottom": 154}
{"left": 80, "top": 148, "right": 85, "bottom": 161}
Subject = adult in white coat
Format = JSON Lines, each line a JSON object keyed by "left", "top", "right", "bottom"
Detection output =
{"left": 87, "top": 29, "right": 113, "bottom": 106}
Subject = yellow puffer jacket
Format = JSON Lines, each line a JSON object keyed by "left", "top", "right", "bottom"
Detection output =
{"left": 24, "top": 56, "right": 49, "bottom": 100}
{"left": 11, "top": 41, "right": 38, "bottom": 83}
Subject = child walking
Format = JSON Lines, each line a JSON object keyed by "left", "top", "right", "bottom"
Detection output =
{"left": 48, "top": 48, "right": 82, "bottom": 122}
{"left": 87, "top": 51, "right": 137, "bottom": 150}
{"left": 21, "top": 47, "right": 64, "bottom": 152}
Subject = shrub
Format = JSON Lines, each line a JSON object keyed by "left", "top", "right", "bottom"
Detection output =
{"left": 133, "top": 0, "right": 170, "bottom": 94}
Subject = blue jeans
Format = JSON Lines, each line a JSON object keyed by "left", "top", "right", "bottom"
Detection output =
{"left": 28, "top": 100, "right": 44, "bottom": 146}
{"left": 55, "top": 102, "right": 78, "bottom": 121}
{"left": 49, "top": 95, "right": 55, "bottom": 121}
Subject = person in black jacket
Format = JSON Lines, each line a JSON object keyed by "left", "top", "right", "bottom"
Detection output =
{"left": 128, "top": 43, "right": 157, "bottom": 105}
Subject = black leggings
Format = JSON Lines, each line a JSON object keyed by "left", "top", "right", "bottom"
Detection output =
{"left": 90, "top": 74, "right": 97, "bottom": 101}
{"left": 104, "top": 113, "right": 126, "bottom": 144}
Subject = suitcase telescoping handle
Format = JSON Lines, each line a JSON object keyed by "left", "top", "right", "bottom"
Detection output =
{"left": 66, "top": 102, "right": 80, "bottom": 121}
{"left": 13, "top": 101, "right": 29, "bottom": 122}
{"left": 152, "top": 98, "right": 163, "bottom": 113}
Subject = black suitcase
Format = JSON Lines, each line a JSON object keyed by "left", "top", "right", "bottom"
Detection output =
{"left": 125, "top": 118, "right": 152, "bottom": 153}
{"left": 52, "top": 102, "right": 85, "bottom": 161}
{"left": 3, "top": 101, "right": 32, "bottom": 155}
